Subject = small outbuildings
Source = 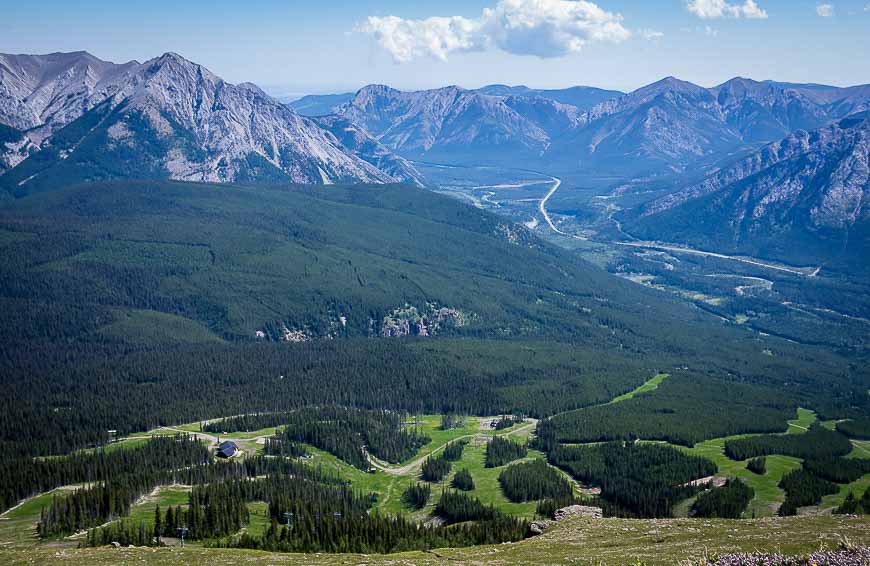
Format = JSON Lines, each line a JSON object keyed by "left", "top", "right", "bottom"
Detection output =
{"left": 216, "top": 440, "right": 238, "bottom": 459}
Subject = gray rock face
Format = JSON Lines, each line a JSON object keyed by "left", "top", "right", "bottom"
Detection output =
{"left": 0, "top": 51, "right": 139, "bottom": 140}
{"left": 0, "top": 51, "right": 404, "bottom": 186}
{"left": 644, "top": 114, "right": 869, "bottom": 231}
{"left": 627, "top": 113, "right": 870, "bottom": 267}
{"left": 312, "top": 115, "right": 426, "bottom": 186}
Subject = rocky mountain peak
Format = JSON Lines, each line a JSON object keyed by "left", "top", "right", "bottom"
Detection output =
{"left": 0, "top": 51, "right": 408, "bottom": 187}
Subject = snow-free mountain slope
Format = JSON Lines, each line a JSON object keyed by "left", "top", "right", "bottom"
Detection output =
{"left": 0, "top": 51, "right": 407, "bottom": 189}
{"left": 0, "top": 51, "right": 139, "bottom": 138}
{"left": 626, "top": 112, "right": 870, "bottom": 268}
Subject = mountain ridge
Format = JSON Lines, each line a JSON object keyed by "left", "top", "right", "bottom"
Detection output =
{"left": 624, "top": 112, "right": 870, "bottom": 269}
{"left": 0, "top": 51, "right": 411, "bottom": 187}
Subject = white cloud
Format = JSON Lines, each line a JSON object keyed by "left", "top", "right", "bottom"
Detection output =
{"left": 357, "top": 0, "right": 631, "bottom": 63}
{"left": 356, "top": 15, "right": 483, "bottom": 62}
{"left": 639, "top": 28, "right": 665, "bottom": 40}
{"left": 816, "top": 3, "right": 834, "bottom": 16}
{"left": 686, "top": 0, "right": 768, "bottom": 19}
{"left": 865, "top": 3, "right": 870, "bottom": 11}
{"left": 705, "top": 25, "right": 719, "bottom": 37}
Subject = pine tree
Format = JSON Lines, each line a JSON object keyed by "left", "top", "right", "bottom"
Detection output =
{"left": 154, "top": 504, "right": 162, "bottom": 543}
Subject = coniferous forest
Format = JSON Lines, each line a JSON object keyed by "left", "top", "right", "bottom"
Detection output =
{"left": 421, "top": 454, "right": 453, "bottom": 483}
{"left": 0, "top": 179, "right": 868, "bottom": 557}
{"left": 401, "top": 483, "right": 431, "bottom": 510}
{"left": 498, "top": 459, "right": 574, "bottom": 503}
{"left": 778, "top": 470, "right": 840, "bottom": 516}
{"left": 547, "top": 443, "right": 716, "bottom": 518}
{"left": 485, "top": 437, "right": 528, "bottom": 468}
{"left": 690, "top": 480, "right": 754, "bottom": 518}
{"left": 724, "top": 425, "right": 853, "bottom": 461}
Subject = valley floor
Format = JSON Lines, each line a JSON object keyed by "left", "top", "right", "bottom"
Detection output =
{"left": 420, "top": 162, "right": 870, "bottom": 352}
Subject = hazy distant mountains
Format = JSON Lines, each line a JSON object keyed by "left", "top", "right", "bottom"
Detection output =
{"left": 315, "top": 77, "right": 868, "bottom": 177}
{"left": 288, "top": 92, "right": 356, "bottom": 117}
{"left": 287, "top": 84, "right": 621, "bottom": 117}
{"left": 0, "top": 51, "right": 416, "bottom": 189}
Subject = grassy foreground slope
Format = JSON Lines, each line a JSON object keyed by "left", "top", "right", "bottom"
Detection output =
{"left": 1, "top": 515, "right": 867, "bottom": 565}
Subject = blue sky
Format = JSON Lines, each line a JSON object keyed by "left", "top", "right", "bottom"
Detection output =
{"left": 2, "top": 0, "right": 869, "bottom": 97}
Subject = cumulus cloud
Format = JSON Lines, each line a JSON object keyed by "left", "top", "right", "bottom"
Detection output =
{"left": 357, "top": 0, "right": 631, "bottom": 63}
{"left": 356, "top": 15, "right": 483, "bottom": 62}
{"left": 816, "top": 3, "right": 834, "bottom": 16}
{"left": 686, "top": 0, "right": 768, "bottom": 19}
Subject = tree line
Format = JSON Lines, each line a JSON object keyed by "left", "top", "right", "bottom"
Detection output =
{"left": 546, "top": 442, "right": 716, "bottom": 518}
{"left": 485, "top": 437, "right": 528, "bottom": 468}
{"left": 690, "top": 479, "right": 754, "bottom": 519}
{"left": 498, "top": 459, "right": 574, "bottom": 503}
{"left": 724, "top": 425, "right": 853, "bottom": 461}
{"left": 778, "top": 469, "right": 839, "bottom": 516}
{"left": 1, "top": 435, "right": 209, "bottom": 517}
{"left": 535, "top": 374, "right": 798, "bottom": 449}
{"left": 836, "top": 418, "right": 870, "bottom": 440}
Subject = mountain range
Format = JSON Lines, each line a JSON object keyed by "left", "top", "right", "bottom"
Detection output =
{"left": 5, "top": 50, "right": 869, "bottom": 192}
{"left": 0, "top": 51, "right": 417, "bottom": 189}
{"left": 1, "top": 50, "right": 868, "bottom": 268}
{"left": 286, "top": 84, "right": 621, "bottom": 117}
{"left": 320, "top": 76, "right": 869, "bottom": 177}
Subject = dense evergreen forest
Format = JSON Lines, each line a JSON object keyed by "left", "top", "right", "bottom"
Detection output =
{"left": 802, "top": 457, "right": 870, "bottom": 484}
{"left": 498, "top": 459, "right": 574, "bottom": 503}
{"left": 724, "top": 425, "right": 853, "bottom": 461}
{"left": 690, "top": 480, "right": 754, "bottom": 518}
{"left": 442, "top": 440, "right": 468, "bottom": 462}
{"left": 401, "top": 483, "right": 431, "bottom": 509}
{"left": 451, "top": 468, "right": 475, "bottom": 491}
{"left": 82, "top": 470, "right": 531, "bottom": 553}
{"left": 1, "top": 435, "right": 208, "bottom": 516}
{"left": 0, "top": 180, "right": 866, "bottom": 469}
{"left": 485, "top": 437, "right": 528, "bottom": 468}
{"left": 747, "top": 457, "right": 767, "bottom": 475}
{"left": 1, "top": 180, "right": 869, "bottom": 553}
{"left": 435, "top": 490, "right": 503, "bottom": 523}
{"left": 29, "top": 438, "right": 348, "bottom": 537}
{"left": 547, "top": 443, "right": 716, "bottom": 518}
{"left": 778, "top": 470, "right": 840, "bottom": 516}
{"left": 536, "top": 375, "right": 799, "bottom": 448}
{"left": 837, "top": 418, "right": 870, "bottom": 439}
{"left": 421, "top": 454, "right": 453, "bottom": 482}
